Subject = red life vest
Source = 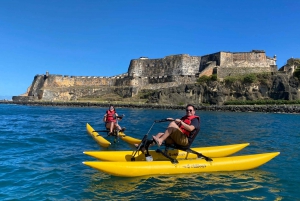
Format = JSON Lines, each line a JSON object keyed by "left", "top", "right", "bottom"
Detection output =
{"left": 106, "top": 110, "right": 116, "bottom": 123}
{"left": 179, "top": 115, "right": 200, "bottom": 137}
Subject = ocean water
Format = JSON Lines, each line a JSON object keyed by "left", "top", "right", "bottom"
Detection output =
{"left": 0, "top": 104, "right": 299, "bottom": 201}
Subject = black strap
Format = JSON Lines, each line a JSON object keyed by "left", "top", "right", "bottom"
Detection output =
{"left": 165, "top": 144, "right": 213, "bottom": 162}
{"left": 131, "top": 134, "right": 148, "bottom": 161}
{"left": 156, "top": 149, "right": 178, "bottom": 164}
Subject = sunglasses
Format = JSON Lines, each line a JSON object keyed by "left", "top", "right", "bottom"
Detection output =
{"left": 186, "top": 109, "right": 193, "bottom": 112}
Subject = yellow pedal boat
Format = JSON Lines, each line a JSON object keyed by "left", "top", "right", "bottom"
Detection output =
{"left": 83, "top": 152, "right": 280, "bottom": 177}
{"left": 83, "top": 143, "right": 250, "bottom": 161}
{"left": 86, "top": 123, "right": 125, "bottom": 148}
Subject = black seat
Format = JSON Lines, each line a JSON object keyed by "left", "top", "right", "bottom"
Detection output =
{"left": 165, "top": 125, "right": 199, "bottom": 150}
{"left": 161, "top": 129, "right": 213, "bottom": 162}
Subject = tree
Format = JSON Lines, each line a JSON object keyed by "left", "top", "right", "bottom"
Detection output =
{"left": 294, "top": 67, "right": 300, "bottom": 80}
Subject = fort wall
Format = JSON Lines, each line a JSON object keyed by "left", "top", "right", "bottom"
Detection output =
{"left": 136, "top": 75, "right": 197, "bottom": 90}
{"left": 44, "top": 75, "right": 114, "bottom": 87}
{"left": 25, "top": 74, "right": 133, "bottom": 101}
{"left": 200, "top": 50, "right": 277, "bottom": 78}
{"left": 217, "top": 66, "right": 275, "bottom": 78}
{"left": 16, "top": 50, "right": 279, "bottom": 102}
{"left": 128, "top": 54, "right": 201, "bottom": 77}
{"left": 28, "top": 75, "right": 47, "bottom": 97}
{"left": 198, "top": 61, "right": 216, "bottom": 77}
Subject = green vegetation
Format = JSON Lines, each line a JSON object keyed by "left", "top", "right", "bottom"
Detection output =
{"left": 287, "top": 58, "right": 300, "bottom": 66}
{"left": 197, "top": 74, "right": 218, "bottom": 83}
{"left": 294, "top": 68, "right": 300, "bottom": 80}
{"left": 256, "top": 73, "right": 272, "bottom": 85}
{"left": 197, "top": 75, "right": 210, "bottom": 83}
{"left": 223, "top": 76, "right": 239, "bottom": 84}
{"left": 222, "top": 72, "right": 273, "bottom": 85}
{"left": 289, "top": 58, "right": 300, "bottom": 80}
{"left": 138, "top": 89, "right": 154, "bottom": 99}
{"left": 293, "top": 64, "right": 300, "bottom": 80}
{"left": 224, "top": 99, "right": 300, "bottom": 105}
{"left": 178, "top": 102, "right": 185, "bottom": 106}
{"left": 224, "top": 73, "right": 272, "bottom": 85}
{"left": 243, "top": 74, "right": 257, "bottom": 83}
{"left": 210, "top": 74, "right": 218, "bottom": 81}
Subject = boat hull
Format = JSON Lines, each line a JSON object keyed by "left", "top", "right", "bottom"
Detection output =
{"left": 86, "top": 123, "right": 125, "bottom": 148}
{"left": 83, "top": 152, "right": 280, "bottom": 177}
{"left": 84, "top": 143, "right": 250, "bottom": 161}
{"left": 120, "top": 135, "right": 142, "bottom": 145}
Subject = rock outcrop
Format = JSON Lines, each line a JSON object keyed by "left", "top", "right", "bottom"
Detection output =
{"left": 147, "top": 73, "right": 300, "bottom": 105}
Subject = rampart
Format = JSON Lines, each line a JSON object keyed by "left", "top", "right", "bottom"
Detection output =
{"left": 200, "top": 50, "right": 277, "bottom": 78}
{"left": 131, "top": 75, "right": 197, "bottom": 90}
{"left": 43, "top": 74, "right": 131, "bottom": 88}
{"left": 128, "top": 54, "right": 201, "bottom": 77}
{"left": 13, "top": 50, "right": 278, "bottom": 102}
{"left": 24, "top": 73, "right": 133, "bottom": 101}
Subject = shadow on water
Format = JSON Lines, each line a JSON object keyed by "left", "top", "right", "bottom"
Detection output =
{"left": 84, "top": 169, "right": 282, "bottom": 200}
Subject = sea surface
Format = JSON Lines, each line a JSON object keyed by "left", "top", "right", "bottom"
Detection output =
{"left": 0, "top": 104, "right": 299, "bottom": 201}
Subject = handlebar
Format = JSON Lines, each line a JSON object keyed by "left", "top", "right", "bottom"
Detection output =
{"left": 154, "top": 118, "right": 173, "bottom": 123}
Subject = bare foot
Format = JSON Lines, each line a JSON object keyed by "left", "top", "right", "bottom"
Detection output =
{"left": 152, "top": 136, "right": 162, "bottom": 147}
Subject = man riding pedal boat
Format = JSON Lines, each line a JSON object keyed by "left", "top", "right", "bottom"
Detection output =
{"left": 134, "top": 104, "right": 209, "bottom": 163}
{"left": 153, "top": 104, "right": 200, "bottom": 148}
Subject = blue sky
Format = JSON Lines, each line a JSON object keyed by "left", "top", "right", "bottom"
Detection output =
{"left": 1, "top": 0, "right": 299, "bottom": 99}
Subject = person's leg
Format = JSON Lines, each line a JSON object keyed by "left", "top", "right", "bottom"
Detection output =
{"left": 105, "top": 122, "right": 110, "bottom": 130}
{"left": 155, "top": 133, "right": 164, "bottom": 138}
{"left": 134, "top": 132, "right": 164, "bottom": 148}
{"left": 109, "top": 122, "right": 114, "bottom": 133}
{"left": 115, "top": 123, "right": 122, "bottom": 130}
{"left": 153, "top": 121, "right": 179, "bottom": 146}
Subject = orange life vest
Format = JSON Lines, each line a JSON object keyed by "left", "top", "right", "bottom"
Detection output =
{"left": 106, "top": 110, "right": 116, "bottom": 123}
{"left": 179, "top": 115, "right": 200, "bottom": 137}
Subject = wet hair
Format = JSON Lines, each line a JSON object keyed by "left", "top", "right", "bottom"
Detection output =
{"left": 186, "top": 104, "right": 195, "bottom": 111}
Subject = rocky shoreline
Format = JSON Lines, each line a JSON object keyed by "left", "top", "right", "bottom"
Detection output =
{"left": 1, "top": 100, "right": 300, "bottom": 114}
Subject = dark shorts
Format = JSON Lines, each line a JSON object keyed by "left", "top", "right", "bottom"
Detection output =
{"left": 166, "top": 129, "right": 188, "bottom": 146}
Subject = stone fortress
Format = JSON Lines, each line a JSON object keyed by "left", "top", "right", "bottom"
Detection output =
{"left": 14, "top": 50, "right": 279, "bottom": 102}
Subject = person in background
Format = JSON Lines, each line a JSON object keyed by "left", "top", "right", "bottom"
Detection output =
{"left": 152, "top": 104, "right": 200, "bottom": 147}
{"left": 103, "top": 105, "right": 125, "bottom": 135}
